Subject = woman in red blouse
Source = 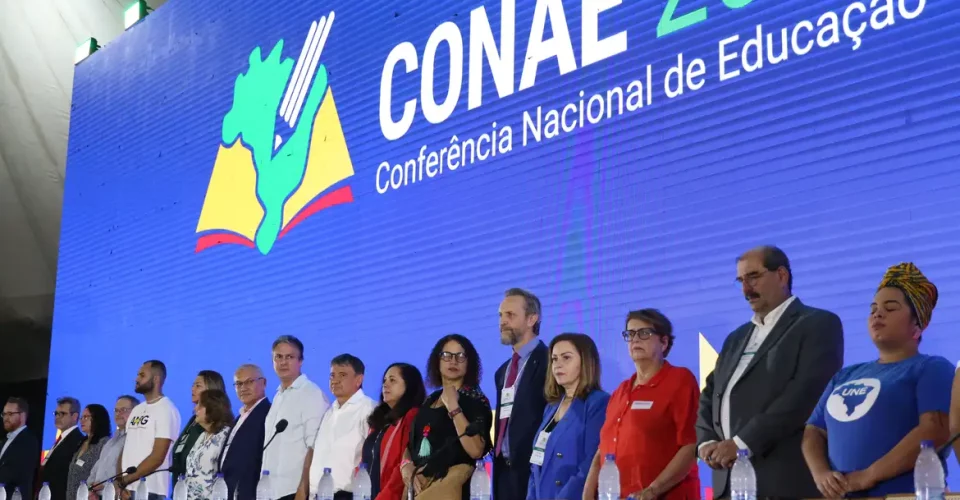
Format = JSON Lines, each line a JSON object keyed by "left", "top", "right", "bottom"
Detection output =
{"left": 583, "top": 309, "right": 700, "bottom": 500}
{"left": 362, "top": 362, "right": 427, "bottom": 500}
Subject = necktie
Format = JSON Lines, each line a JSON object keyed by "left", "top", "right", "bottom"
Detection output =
{"left": 53, "top": 433, "right": 62, "bottom": 448}
{"left": 495, "top": 352, "right": 521, "bottom": 456}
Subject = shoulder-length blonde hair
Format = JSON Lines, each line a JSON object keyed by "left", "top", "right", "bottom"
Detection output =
{"left": 544, "top": 333, "right": 602, "bottom": 403}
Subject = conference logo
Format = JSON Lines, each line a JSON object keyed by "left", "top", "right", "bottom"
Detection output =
{"left": 195, "top": 11, "right": 355, "bottom": 255}
{"left": 826, "top": 378, "right": 880, "bottom": 422}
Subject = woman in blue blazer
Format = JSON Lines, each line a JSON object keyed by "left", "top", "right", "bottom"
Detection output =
{"left": 527, "top": 333, "right": 610, "bottom": 500}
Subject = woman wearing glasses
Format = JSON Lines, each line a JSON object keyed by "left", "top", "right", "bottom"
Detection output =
{"left": 583, "top": 309, "right": 700, "bottom": 500}
{"left": 400, "top": 334, "right": 493, "bottom": 499}
{"left": 171, "top": 370, "right": 226, "bottom": 488}
{"left": 526, "top": 333, "right": 609, "bottom": 500}
{"left": 66, "top": 404, "right": 112, "bottom": 500}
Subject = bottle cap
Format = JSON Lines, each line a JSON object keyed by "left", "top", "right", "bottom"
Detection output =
{"left": 921, "top": 440, "right": 934, "bottom": 448}
{"left": 323, "top": 467, "right": 332, "bottom": 474}
{"left": 604, "top": 454, "right": 615, "bottom": 461}
{"left": 737, "top": 449, "right": 749, "bottom": 457}
{"left": 42, "top": 483, "right": 49, "bottom": 486}
{"left": 262, "top": 471, "right": 270, "bottom": 476}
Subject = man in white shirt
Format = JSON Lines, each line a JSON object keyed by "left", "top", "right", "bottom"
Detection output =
{"left": 262, "top": 335, "right": 329, "bottom": 500}
{"left": 220, "top": 364, "right": 271, "bottom": 500}
{"left": 309, "top": 354, "right": 376, "bottom": 500}
{"left": 118, "top": 360, "right": 181, "bottom": 500}
{"left": 696, "top": 246, "right": 844, "bottom": 498}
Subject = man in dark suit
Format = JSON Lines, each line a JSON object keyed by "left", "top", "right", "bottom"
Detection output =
{"left": 1, "top": 397, "right": 41, "bottom": 500}
{"left": 42, "top": 397, "right": 86, "bottom": 500}
{"left": 696, "top": 245, "right": 844, "bottom": 499}
{"left": 220, "top": 364, "right": 272, "bottom": 500}
{"left": 494, "top": 288, "right": 548, "bottom": 500}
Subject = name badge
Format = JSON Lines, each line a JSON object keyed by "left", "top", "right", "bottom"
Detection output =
{"left": 631, "top": 400, "right": 653, "bottom": 410}
{"left": 175, "top": 442, "right": 185, "bottom": 453}
{"left": 75, "top": 459, "right": 85, "bottom": 467}
{"left": 530, "top": 430, "right": 551, "bottom": 466}
{"left": 500, "top": 387, "right": 515, "bottom": 419}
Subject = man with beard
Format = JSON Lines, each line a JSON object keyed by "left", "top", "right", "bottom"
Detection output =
{"left": 118, "top": 360, "right": 181, "bottom": 500}
{"left": 494, "top": 288, "right": 548, "bottom": 500}
{"left": 696, "top": 246, "right": 844, "bottom": 499}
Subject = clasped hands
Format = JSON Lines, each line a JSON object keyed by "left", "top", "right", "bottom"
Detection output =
{"left": 698, "top": 440, "right": 741, "bottom": 469}
{"left": 811, "top": 467, "right": 878, "bottom": 499}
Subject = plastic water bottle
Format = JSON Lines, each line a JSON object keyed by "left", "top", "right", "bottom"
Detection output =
{"left": 316, "top": 468, "right": 334, "bottom": 500}
{"left": 172, "top": 476, "right": 187, "bottom": 500}
{"left": 597, "top": 454, "right": 620, "bottom": 500}
{"left": 915, "top": 440, "right": 946, "bottom": 500}
{"left": 352, "top": 464, "right": 372, "bottom": 500}
{"left": 12, "top": 487, "right": 22, "bottom": 500}
{"left": 102, "top": 481, "right": 117, "bottom": 500}
{"left": 212, "top": 474, "right": 229, "bottom": 500}
{"left": 469, "top": 459, "right": 490, "bottom": 500}
{"left": 39, "top": 483, "right": 51, "bottom": 500}
{"left": 256, "top": 471, "right": 272, "bottom": 500}
{"left": 731, "top": 450, "right": 757, "bottom": 500}
{"left": 76, "top": 481, "right": 89, "bottom": 500}
{"left": 135, "top": 479, "right": 148, "bottom": 500}
{"left": 0, "top": 483, "right": 7, "bottom": 500}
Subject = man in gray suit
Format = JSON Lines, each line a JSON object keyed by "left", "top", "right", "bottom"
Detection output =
{"left": 696, "top": 245, "right": 844, "bottom": 499}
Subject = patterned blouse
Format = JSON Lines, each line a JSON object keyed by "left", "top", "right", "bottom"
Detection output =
{"left": 184, "top": 426, "right": 231, "bottom": 500}
{"left": 66, "top": 439, "right": 107, "bottom": 500}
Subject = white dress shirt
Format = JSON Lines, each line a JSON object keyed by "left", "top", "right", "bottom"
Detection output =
{"left": 719, "top": 295, "right": 797, "bottom": 454}
{"left": 220, "top": 397, "right": 266, "bottom": 467}
{"left": 308, "top": 389, "right": 376, "bottom": 492}
{"left": 43, "top": 425, "right": 79, "bottom": 464}
{"left": 262, "top": 374, "right": 329, "bottom": 499}
{"left": 0, "top": 424, "right": 26, "bottom": 459}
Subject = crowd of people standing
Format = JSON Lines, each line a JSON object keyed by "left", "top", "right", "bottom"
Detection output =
{"left": 2, "top": 245, "right": 960, "bottom": 500}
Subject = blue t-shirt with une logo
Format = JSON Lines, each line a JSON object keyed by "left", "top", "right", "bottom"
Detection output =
{"left": 807, "top": 353, "right": 955, "bottom": 497}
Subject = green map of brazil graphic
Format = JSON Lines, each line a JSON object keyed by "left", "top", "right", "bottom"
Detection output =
{"left": 195, "top": 30, "right": 356, "bottom": 255}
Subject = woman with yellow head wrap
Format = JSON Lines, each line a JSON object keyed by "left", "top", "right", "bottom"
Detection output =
{"left": 802, "top": 263, "right": 953, "bottom": 498}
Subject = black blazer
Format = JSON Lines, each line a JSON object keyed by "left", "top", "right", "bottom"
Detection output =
{"left": 493, "top": 340, "right": 548, "bottom": 496}
{"left": 41, "top": 428, "right": 86, "bottom": 500}
{"left": 696, "top": 298, "right": 844, "bottom": 498}
{"left": 219, "top": 399, "right": 271, "bottom": 500}
{"left": 0, "top": 427, "right": 41, "bottom": 500}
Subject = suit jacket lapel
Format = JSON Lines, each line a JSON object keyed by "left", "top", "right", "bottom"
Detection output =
{"left": 741, "top": 300, "right": 803, "bottom": 379}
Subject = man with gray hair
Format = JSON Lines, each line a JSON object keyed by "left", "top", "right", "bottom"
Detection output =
{"left": 220, "top": 364, "right": 271, "bottom": 500}
{"left": 494, "top": 288, "right": 549, "bottom": 500}
{"left": 43, "top": 396, "right": 86, "bottom": 500}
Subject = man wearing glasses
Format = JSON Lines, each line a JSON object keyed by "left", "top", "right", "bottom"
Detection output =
{"left": 87, "top": 395, "right": 139, "bottom": 499}
{"left": 262, "top": 335, "right": 329, "bottom": 500}
{"left": 220, "top": 364, "right": 271, "bottom": 500}
{"left": 696, "top": 245, "right": 845, "bottom": 499}
{"left": 1, "top": 397, "right": 40, "bottom": 500}
{"left": 43, "top": 396, "right": 85, "bottom": 500}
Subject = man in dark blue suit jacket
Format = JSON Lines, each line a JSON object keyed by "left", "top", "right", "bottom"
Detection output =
{"left": 494, "top": 289, "right": 548, "bottom": 500}
{"left": 220, "top": 365, "right": 272, "bottom": 500}
{"left": 1, "top": 398, "right": 41, "bottom": 500}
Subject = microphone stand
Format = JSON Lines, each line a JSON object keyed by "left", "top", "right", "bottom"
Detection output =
{"left": 936, "top": 432, "right": 960, "bottom": 455}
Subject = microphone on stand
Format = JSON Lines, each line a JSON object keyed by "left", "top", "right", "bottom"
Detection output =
{"left": 263, "top": 419, "right": 289, "bottom": 452}
{"left": 90, "top": 467, "right": 137, "bottom": 490}
{"left": 407, "top": 422, "right": 482, "bottom": 500}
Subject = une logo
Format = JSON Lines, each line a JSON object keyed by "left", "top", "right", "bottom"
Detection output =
{"left": 826, "top": 377, "right": 881, "bottom": 423}
{"left": 195, "top": 11, "right": 356, "bottom": 255}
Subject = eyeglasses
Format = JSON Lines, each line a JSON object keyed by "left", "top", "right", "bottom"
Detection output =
{"left": 114, "top": 408, "right": 132, "bottom": 415}
{"left": 1, "top": 411, "right": 22, "bottom": 418}
{"left": 234, "top": 377, "right": 264, "bottom": 389}
{"left": 735, "top": 269, "right": 772, "bottom": 287}
{"left": 622, "top": 328, "right": 658, "bottom": 342}
{"left": 53, "top": 411, "right": 75, "bottom": 418}
{"left": 80, "top": 415, "right": 92, "bottom": 422}
{"left": 440, "top": 351, "right": 467, "bottom": 363}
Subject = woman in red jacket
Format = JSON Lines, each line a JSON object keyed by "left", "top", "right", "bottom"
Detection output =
{"left": 362, "top": 362, "right": 428, "bottom": 500}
